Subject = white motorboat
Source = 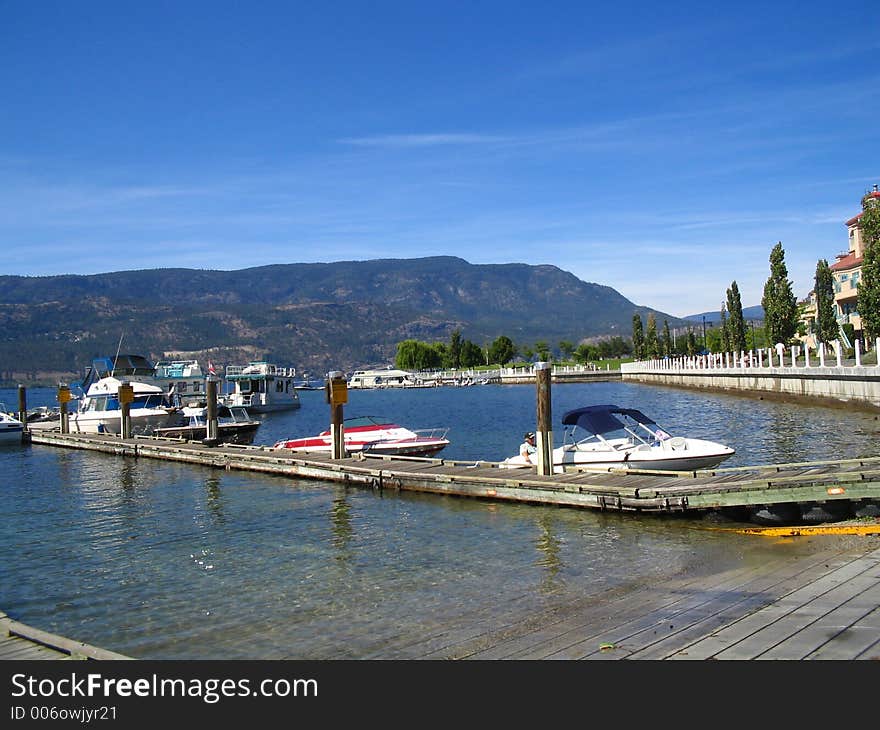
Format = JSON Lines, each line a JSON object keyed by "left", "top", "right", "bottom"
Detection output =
{"left": 273, "top": 415, "right": 450, "bottom": 457}
{"left": 67, "top": 376, "right": 182, "bottom": 435}
{"left": 502, "top": 404, "right": 734, "bottom": 472}
{"left": 153, "top": 404, "right": 261, "bottom": 444}
{"left": 0, "top": 404, "right": 24, "bottom": 445}
{"left": 222, "top": 361, "right": 301, "bottom": 412}
{"left": 347, "top": 368, "right": 420, "bottom": 389}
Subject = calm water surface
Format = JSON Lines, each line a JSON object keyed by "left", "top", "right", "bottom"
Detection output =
{"left": 1, "top": 382, "right": 878, "bottom": 658}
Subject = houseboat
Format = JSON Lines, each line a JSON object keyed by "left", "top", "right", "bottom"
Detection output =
{"left": 222, "top": 361, "right": 301, "bottom": 412}
{"left": 347, "top": 368, "right": 419, "bottom": 389}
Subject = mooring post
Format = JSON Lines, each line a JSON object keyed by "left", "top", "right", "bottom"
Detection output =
{"left": 57, "top": 383, "right": 70, "bottom": 434}
{"left": 326, "top": 370, "right": 348, "bottom": 459}
{"left": 203, "top": 374, "right": 220, "bottom": 446}
{"left": 17, "top": 385, "right": 27, "bottom": 433}
{"left": 118, "top": 380, "right": 133, "bottom": 439}
{"left": 535, "top": 361, "right": 553, "bottom": 476}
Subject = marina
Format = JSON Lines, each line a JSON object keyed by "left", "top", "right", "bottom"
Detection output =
{"left": 3, "top": 381, "right": 880, "bottom": 660}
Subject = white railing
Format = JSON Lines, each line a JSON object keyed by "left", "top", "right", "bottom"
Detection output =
{"left": 622, "top": 337, "right": 880, "bottom": 373}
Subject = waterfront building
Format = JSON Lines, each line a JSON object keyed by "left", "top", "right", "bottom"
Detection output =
{"left": 830, "top": 184, "right": 880, "bottom": 343}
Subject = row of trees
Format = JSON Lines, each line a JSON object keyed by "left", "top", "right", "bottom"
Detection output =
{"left": 394, "top": 329, "right": 633, "bottom": 370}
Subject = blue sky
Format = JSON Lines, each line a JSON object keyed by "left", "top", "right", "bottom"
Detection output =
{"left": 2, "top": 1, "right": 878, "bottom": 318}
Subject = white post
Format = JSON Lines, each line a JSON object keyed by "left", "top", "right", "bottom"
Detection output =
{"left": 775, "top": 343, "right": 785, "bottom": 367}
{"left": 832, "top": 339, "right": 842, "bottom": 367}
{"left": 804, "top": 345, "right": 811, "bottom": 368}
{"left": 819, "top": 342, "right": 826, "bottom": 367}
{"left": 790, "top": 345, "right": 797, "bottom": 366}
{"left": 758, "top": 348, "right": 763, "bottom": 367}
{"left": 855, "top": 339, "right": 862, "bottom": 366}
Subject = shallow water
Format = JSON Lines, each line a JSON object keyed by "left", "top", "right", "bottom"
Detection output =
{"left": 1, "top": 382, "right": 877, "bottom": 658}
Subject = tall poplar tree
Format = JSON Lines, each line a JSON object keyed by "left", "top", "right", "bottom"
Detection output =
{"left": 645, "top": 313, "right": 659, "bottom": 358}
{"left": 719, "top": 304, "right": 730, "bottom": 352}
{"left": 761, "top": 241, "right": 799, "bottom": 346}
{"left": 662, "top": 320, "right": 672, "bottom": 356}
{"left": 726, "top": 280, "right": 747, "bottom": 352}
{"left": 813, "top": 259, "right": 837, "bottom": 346}
{"left": 631, "top": 314, "right": 645, "bottom": 359}
{"left": 857, "top": 191, "right": 880, "bottom": 342}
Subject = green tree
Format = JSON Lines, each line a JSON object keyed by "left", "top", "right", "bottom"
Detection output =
{"left": 662, "top": 320, "right": 672, "bottom": 356}
{"left": 719, "top": 303, "right": 730, "bottom": 352}
{"left": 574, "top": 343, "right": 598, "bottom": 363}
{"left": 686, "top": 330, "right": 697, "bottom": 356}
{"left": 814, "top": 259, "right": 837, "bottom": 346}
{"left": 488, "top": 335, "right": 516, "bottom": 365}
{"left": 395, "top": 339, "right": 442, "bottom": 370}
{"left": 558, "top": 340, "right": 575, "bottom": 361}
{"left": 533, "top": 340, "right": 550, "bottom": 361}
{"left": 460, "top": 340, "right": 483, "bottom": 367}
{"left": 761, "top": 241, "right": 799, "bottom": 346}
{"left": 726, "top": 281, "right": 747, "bottom": 352}
{"left": 449, "top": 329, "right": 462, "bottom": 368}
{"left": 858, "top": 191, "right": 880, "bottom": 342}
{"left": 645, "top": 313, "right": 659, "bottom": 358}
{"left": 631, "top": 314, "right": 645, "bottom": 359}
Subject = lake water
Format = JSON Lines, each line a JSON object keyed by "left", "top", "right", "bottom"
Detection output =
{"left": 1, "top": 381, "right": 878, "bottom": 659}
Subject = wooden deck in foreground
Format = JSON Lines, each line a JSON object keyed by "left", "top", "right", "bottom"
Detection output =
{"left": 25, "top": 430, "right": 880, "bottom": 519}
{"left": 0, "top": 612, "right": 131, "bottom": 661}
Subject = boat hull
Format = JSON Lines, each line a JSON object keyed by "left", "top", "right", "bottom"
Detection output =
{"left": 277, "top": 438, "right": 449, "bottom": 458}
{"left": 153, "top": 422, "right": 260, "bottom": 445}
{"left": 67, "top": 410, "right": 180, "bottom": 435}
{"left": 0, "top": 425, "right": 24, "bottom": 444}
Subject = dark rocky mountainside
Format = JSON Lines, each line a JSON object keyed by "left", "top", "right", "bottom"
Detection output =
{"left": 0, "top": 256, "right": 684, "bottom": 382}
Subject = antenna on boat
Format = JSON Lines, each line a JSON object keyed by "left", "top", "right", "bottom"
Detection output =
{"left": 111, "top": 333, "right": 124, "bottom": 378}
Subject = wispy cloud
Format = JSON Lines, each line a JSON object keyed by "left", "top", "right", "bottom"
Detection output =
{"left": 338, "top": 133, "right": 512, "bottom": 148}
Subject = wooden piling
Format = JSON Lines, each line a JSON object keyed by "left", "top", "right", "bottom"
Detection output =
{"left": 17, "top": 385, "right": 27, "bottom": 433}
{"left": 119, "top": 381, "right": 134, "bottom": 439}
{"left": 57, "top": 384, "right": 71, "bottom": 434}
{"left": 535, "top": 361, "right": 553, "bottom": 476}
{"left": 326, "top": 370, "right": 348, "bottom": 459}
{"left": 203, "top": 375, "right": 220, "bottom": 445}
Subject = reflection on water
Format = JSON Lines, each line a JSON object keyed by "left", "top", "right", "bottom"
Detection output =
{"left": 0, "top": 382, "right": 878, "bottom": 659}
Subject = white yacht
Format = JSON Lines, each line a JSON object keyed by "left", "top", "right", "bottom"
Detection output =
{"left": 68, "top": 376, "right": 182, "bottom": 435}
{"left": 221, "top": 361, "right": 301, "bottom": 412}
{"left": 347, "top": 368, "right": 419, "bottom": 389}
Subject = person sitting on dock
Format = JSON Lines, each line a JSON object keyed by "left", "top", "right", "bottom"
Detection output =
{"left": 520, "top": 432, "right": 537, "bottom": 463}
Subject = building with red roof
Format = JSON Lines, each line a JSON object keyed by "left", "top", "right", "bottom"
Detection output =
{"left": 828, "top": 184, "right": 880, "bottom": 341}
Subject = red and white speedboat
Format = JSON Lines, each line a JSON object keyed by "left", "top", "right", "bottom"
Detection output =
{"left": 273, "top": 415, "right": 450, "bottom": 457}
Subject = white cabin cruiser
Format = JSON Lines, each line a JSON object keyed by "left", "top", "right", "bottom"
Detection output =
{"left": 68, "top": 376, "right": 182, "bottom": 435}
{"left": 502, "top": 404, "right": 734, "bottom": 472}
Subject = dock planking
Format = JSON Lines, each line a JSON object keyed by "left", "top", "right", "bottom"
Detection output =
{"left": 0, "top": 612, "right": 132, "bottom": 661}
{"left": 24, "top": 430, "right": 880, "bottom": 519}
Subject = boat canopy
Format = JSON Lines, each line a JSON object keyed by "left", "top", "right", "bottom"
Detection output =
{"left": 560, "top": 405, "right": 659, "bottom": 436}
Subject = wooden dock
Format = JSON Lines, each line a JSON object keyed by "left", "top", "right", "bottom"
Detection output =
{"left": 24, "top": 430, "right": 880, "bottom": 520}
{"left": 0, "top": 611, "right": 131, "bottom": 660}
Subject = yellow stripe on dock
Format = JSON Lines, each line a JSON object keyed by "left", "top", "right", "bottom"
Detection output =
{"left": 717, "top": 523, "right": 880, "bottom": 537}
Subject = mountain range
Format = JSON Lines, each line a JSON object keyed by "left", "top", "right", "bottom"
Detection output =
{"left": 0, "top": 256, "right": 698, "bottom": 383}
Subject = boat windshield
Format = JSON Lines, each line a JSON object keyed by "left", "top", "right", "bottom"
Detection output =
{"left": 561, "top": 405, "right": 669, "bottom": 448}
